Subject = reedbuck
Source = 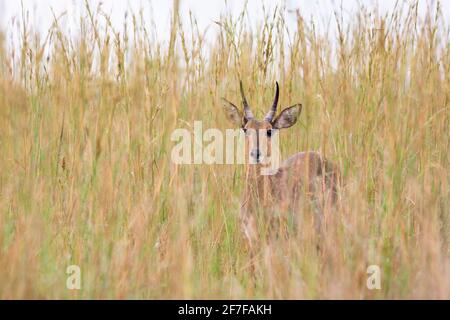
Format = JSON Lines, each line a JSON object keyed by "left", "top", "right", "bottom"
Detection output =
{"left": 222, "top": 82, "right": 340, "bottom": 247}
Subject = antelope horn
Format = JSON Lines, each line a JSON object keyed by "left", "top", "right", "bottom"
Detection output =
{"left": 264, "top": 81, "right": 279, "bottom": 122}
{"left": 240, "top": 81, "right": 254, "bottom": 120}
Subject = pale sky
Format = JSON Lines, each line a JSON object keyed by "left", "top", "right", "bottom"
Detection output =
{"left": 1, "top": 0, "right": 449, "bottom": 44}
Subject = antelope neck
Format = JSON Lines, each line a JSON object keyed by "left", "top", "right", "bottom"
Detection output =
{"left": 243, "top": 164, "right": 273, "bottom": 206}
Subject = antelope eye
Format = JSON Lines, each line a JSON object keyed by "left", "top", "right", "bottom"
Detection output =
{"left": 266, "top": 129, "right": 272, "bottom": 137}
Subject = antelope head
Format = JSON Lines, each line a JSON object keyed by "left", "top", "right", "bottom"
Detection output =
{"left": 222, "top": 81, "right": 302, "bottom": 164}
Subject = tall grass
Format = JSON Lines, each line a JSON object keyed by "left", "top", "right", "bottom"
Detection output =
{"left": 0, "top": 1, "right": 448, "bottom": 299}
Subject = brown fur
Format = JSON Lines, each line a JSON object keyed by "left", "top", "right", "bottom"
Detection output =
{"left": 240, "top": 150, "right": 340, "bottom": 246}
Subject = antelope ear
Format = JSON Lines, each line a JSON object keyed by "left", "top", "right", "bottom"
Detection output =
{"left": 272, "top": 104, "right": 302, "bottom": 129}
{"left": 222, "top": 98, "right": 244, "bottom": 127}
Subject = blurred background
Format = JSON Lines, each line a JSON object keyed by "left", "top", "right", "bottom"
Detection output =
{"left": 1, "top": 0, "right": 449, "bottom": 43}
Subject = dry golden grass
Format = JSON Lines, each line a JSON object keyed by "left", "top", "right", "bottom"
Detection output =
{"left": 0, "top": 1, "right": 448, "bottom": 299}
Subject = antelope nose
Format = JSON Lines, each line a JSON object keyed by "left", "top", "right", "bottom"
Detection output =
{"left": 250, "top": 149, "right": 261, "bottom": 160}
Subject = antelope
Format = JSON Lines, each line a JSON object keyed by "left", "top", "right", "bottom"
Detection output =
{"left": 222, "top": 81, "right": 340, "bottom": 247}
